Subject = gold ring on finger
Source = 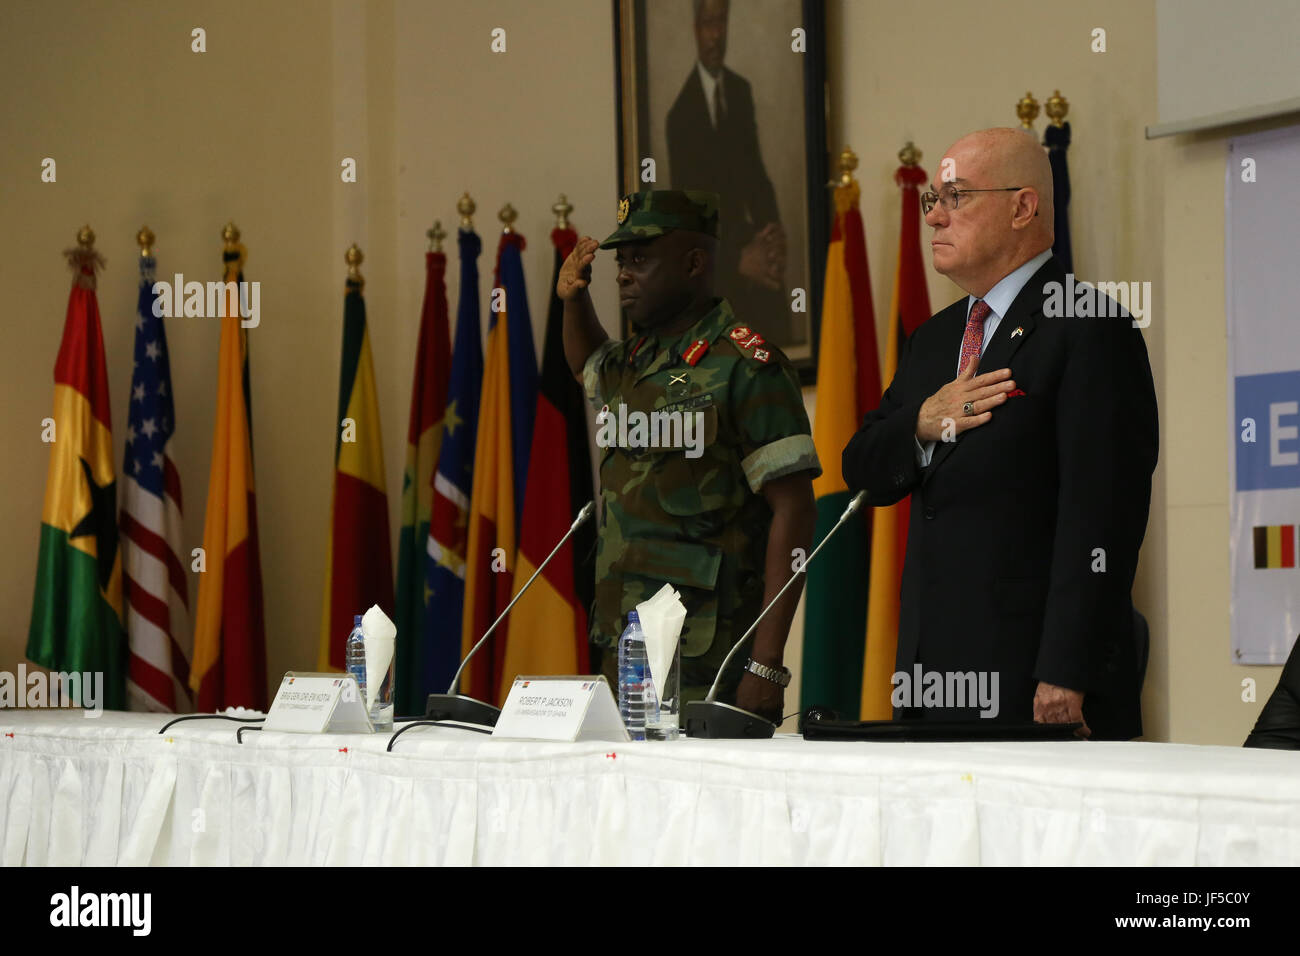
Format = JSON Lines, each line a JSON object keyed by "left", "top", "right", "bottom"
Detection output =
{"left": 962, "top": 401, "right": 975, "bottom": 416}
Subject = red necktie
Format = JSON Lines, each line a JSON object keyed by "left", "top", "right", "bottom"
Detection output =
{"left": 959, "top": 299, "right": 992, "bottom": 376}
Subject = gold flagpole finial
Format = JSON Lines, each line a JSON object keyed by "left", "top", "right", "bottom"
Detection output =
{"left": 65, "top": 225, "right": 104, "bottom": 288}
{"left": 1016, "top": 91, "right": 1040, "bottom": 130}
{"left": 222, "top": 221, "right": 241, "bottom": 250}
{"left": 345, "top": 243, "right": 364, "bottom": 290}
{"left": 499, "top": 203, "right": 518, "bottom": 233}
{"left": 552, "top": 193, "right": 574, "bottom": 230}
{"left": 1045, "top": 89, "right": 1069, "bottom": 127}
{"left": 835, "top": 146, "right": 859, "bottom": 187}
{"left": 137, "top": 226, "right": 155, "bottom": 258}
{"left": 427, "top": 221, "right": 446, "bottom": 252}
{"left": 457, "top": 192, "right": 476, "bottom": 229}
{"left": 898, "top": 141, "right": 922, "bottom": 167}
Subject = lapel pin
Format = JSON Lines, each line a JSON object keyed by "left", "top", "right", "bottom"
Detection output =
{"left": 1011, "top": 326, "right": 1024, "bottom": 338}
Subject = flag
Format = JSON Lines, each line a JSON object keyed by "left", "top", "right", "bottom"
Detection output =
{"left": 1044, "top": 120, "right": 1072, "bottom": 273}
{"left": 423, "top": 228, "right": 484, "bottom": 695}
{"left": 318, "top": 262, "right": 394, "bottom": 670}
{"left": 1253, "top": 525, "right": 1297, "bottom": 569}
{"left": 191, "top": 236, "right": 268, "bottom": 711}
{"left": 28, "top": 235, "right": 126, "bottom": 709}
{"left": 859, "top": 160, "right": 933, "bottom": 719}
{"left": 121, "top": 244, "right": 192, "bottom": 712}
{"left": 497, "top": 226, "right": 596, "bottom": 700}
{"left": 460, "top": 229, "right": 538, "bottom": 703}
{"left": 800, "top": 178, "right": 879, "bottom": 715}
{"left": 394, "top": 247, "right": 453, "bottom": 713}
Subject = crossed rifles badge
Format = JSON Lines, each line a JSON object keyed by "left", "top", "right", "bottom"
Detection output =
{"left": 617, "top": 198, "right": 630, "bottom": 224}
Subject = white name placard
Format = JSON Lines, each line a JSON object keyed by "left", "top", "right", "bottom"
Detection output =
{"left": 264, "top": 672, "right": 373, "bottom": 734}
{"left": 492, "top": 676, "right": 630, "bottom": 742}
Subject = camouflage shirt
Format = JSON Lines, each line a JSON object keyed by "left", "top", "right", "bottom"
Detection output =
{"left": 582, "top": 297, "right": 820, "bottom": 656}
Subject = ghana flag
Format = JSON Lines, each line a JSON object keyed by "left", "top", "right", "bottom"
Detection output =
{"left": 394, "top": 242, "right": 452, "bottom": 713}
{"left": 860, "top": 156, "right": 932, "bottom": 719}
{"left": 319, "top": 253, "right": 394, "bottom": 671}
{"left": 800, "top": 177, "right": 879, "bottom": 716}
{"left": 190, "top": 231, "right": 268, "bottom": 711}
{"left": 28, "top": 232, "right": 126, "bottom": 709}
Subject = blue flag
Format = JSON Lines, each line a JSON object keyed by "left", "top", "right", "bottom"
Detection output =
{"left": 423, "top": 229, "right": 483, "bottom": 695}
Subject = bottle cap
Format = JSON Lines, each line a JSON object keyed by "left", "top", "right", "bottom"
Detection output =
{"left": 354, "top": 614, "right": 363, "bottom": 626}
{"left": 628, "top": 609, "right": 640, "bottom": 625}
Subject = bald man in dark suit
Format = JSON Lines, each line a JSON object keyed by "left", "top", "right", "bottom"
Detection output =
{"left": 843, "top": 128, "right": 1158, "bottom": 740}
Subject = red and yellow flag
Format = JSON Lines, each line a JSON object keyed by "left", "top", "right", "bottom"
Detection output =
{"left": 191, "top": 235, "right": 268, "bottom": 710}
{"left": 461, "top": 231, "right": 537, "bottom": 703}
{"left": 497, "top": 227, "right": 595, "bottom": 701}
{"left": 319, "top": 259, "right": 394, "bottom": 670}
{"left": 860, "top": 161, "right": 932, "bottom": 718}
{"left": 28, "top": 233, "right": 126, "bottom": 709}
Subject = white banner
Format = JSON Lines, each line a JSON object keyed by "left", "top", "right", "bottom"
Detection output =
{"left": 1227, "top": 124, "right": 1300, "bottom": 664}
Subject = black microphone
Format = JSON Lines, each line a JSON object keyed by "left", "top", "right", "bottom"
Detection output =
{"left": 425, "top": 500, "right": 595, "bottom": 726}
{"left": 684, "top": 490, "right": 867, "bottom": 739}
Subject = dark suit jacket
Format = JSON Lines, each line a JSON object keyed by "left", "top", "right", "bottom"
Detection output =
{"left": 842, "top": 256, "right": 1159, "bottom": 740}
{"left": 666, "top": 65, "right": 788, "bottom": 340}
{"left": 1244, "top": 637, "right": 1300, "bottom": 749}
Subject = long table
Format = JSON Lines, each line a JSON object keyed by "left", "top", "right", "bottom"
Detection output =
{"left": 2, "top": 711, "right": 1298, "bottom": 865}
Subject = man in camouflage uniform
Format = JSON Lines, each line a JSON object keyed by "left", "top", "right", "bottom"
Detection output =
{"left": 557, "top": 189, "right": 819, "bottom": 722}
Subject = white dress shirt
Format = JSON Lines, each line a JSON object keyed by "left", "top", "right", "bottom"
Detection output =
{"left": 915, "top": 248, "right": 1053, "bottom": 466}
{"left": 697, "top": 61, "right": 725, "bottom": 129}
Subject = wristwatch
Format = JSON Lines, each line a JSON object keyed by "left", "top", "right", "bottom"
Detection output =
{"left": 744, "top": 658, "right": 791, "bottom": 687}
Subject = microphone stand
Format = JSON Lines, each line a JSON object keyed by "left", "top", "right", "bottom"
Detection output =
{"left": 684, "top": 490, "right": 867, "bottom": 739}
{"left": 425, "top": 501, "right": 595, "bottom": 726}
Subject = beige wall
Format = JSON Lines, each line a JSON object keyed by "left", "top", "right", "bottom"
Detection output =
{"left": 1, "top": 0, "right": 1277, "bottom": 743}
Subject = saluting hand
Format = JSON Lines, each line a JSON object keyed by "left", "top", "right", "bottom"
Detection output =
{"left": 557, "top": 236, "right": 599, "bottom": 301}
{"left": 915, "top": 358, "right": 1017, "bottom": 443}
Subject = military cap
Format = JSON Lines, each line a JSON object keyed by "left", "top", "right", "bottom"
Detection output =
{"left": 599, "top": 189, "right": 719, "bottom": 248}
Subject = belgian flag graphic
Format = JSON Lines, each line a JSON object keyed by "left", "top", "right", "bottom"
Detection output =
{"left": 1253, "top": 525, "right": 1297, "bottom": 569}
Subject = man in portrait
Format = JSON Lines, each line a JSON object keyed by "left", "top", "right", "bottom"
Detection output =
{"left": 666, "top": 0, "right": 793, "bottom": 344}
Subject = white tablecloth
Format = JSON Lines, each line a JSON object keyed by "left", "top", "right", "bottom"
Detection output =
{"left": 2, "top": 711, "right": 1298, "bottom": 865}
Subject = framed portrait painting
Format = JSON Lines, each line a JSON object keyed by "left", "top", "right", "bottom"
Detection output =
{"left": 614, "top": 0, "right": 829, "bottom": 381}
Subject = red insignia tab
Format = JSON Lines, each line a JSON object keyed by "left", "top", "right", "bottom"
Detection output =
{"left": 740, "top": 333, "right": 765, "bottom": 350}
{"left": 729, "top": 326, "right": 752, "bottom": 341}
{"left": 627, "top": 335, "right": 648, "bottom": 366}
{"left": 683, "top": 338, "right": 710, "bottom": 366}
{"left": 753, "top": 347, "right": 771, "bottom": 363}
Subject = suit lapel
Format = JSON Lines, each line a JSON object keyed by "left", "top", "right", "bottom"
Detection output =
{"left": 922, "top": 257, "right": 1062, "bottom": 483}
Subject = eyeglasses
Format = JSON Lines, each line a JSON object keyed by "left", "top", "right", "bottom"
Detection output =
{"left": 921, "top": 185, "right": 1027, "bottom": 215}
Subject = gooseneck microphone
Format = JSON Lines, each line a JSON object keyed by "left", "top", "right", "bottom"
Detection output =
{"left": 425, "top": 500, "right": 595, "bottom": 726}
{"left": 684, "top": 490, "right": 868, "bottom": 739}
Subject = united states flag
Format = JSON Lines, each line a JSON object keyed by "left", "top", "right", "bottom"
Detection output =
{"left": 121, "top": 251, "right": 192, "bottom": 711}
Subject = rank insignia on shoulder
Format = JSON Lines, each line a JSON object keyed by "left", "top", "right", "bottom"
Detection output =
{"left": 729, "top": 326, "right": 753, "bottom": 342}
{"left": 740, "top": 332, "right": 765, "bottom": 350}
{"left": 753, "top": 347, "right": 771, "bottom": 363}
{"left": 683, "top": 338, "right": 710, "bottom": 366}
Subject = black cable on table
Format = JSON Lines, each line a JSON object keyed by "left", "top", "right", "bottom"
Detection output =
{"left": 386, "top": 719, "right": 493, "bottom": 751}
{"left": 158, "top": 714, "right": 266, "bottom": 734}
{"left": 237, "top": 726, "right": 264, "bottom": 744}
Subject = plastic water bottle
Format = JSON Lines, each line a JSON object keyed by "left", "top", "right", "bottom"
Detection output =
{"left": 618, "top": 610, "right": 650, "bottom": 740}
{"left": 345, "top": 615, "right": 366, "bottom": 707}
